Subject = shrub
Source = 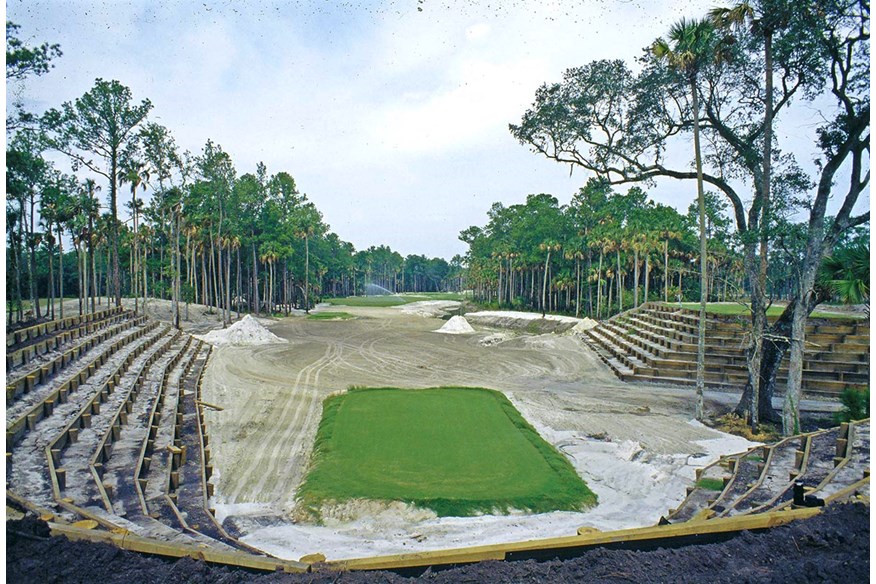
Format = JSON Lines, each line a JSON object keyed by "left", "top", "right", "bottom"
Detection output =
{"left": 834, "top": 387, "right": 870, "bottom": 423}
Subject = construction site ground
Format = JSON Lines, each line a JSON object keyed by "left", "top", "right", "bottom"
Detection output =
{"left": 196, "top": 301, "right": 832, "bottom": 560}
{"left": 6, "top": 297, "right": 865, "bottom": 580}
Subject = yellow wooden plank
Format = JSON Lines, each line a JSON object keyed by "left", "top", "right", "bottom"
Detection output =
{"left": 48, "top": 523, "right": 309, "bottom": 573}
{"left": 322, "top": 507, "right": 820, "bottom": 571}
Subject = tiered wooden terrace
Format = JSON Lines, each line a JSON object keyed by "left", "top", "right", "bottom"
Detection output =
{"left": 583, "top": 302, "right": 869, "bottom": 398}
{"left": 5, "top": 308, "right": 303, "bottom": 570}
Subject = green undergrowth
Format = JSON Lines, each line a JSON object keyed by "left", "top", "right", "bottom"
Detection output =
{"left": 696, "top": 478, "right": 725, "bottom": 492}
{"left": 306, "top": 311, "right": 356, "bottom": 320}
{"left": 834, "top": 387, "right": 870, "bottom": 424}
{"left": 297, "top": 387, "right": 596, "bottom": 520}
{"left": 712, "top": 414, "right": 780, "bottom": 443}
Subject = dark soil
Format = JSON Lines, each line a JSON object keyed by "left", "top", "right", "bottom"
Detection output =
{"left": 7, "top": 502, "right": 868, "bottom": 583}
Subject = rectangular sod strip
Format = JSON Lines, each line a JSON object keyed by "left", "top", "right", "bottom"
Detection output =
{"left": 297, "top": 387, "right": 597, "bottom": 518}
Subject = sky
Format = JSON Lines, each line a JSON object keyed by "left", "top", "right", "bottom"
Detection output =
{"left": 5, "top": 0, "right": 864, "bottom": 259}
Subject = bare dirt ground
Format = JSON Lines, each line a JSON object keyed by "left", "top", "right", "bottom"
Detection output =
{"left": 199, "top": 302, "right": 764, "bottom": 561}
{"left": 6, "top": 501, "right": 869, "bottom": 583}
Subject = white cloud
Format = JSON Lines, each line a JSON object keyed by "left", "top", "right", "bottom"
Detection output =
{"left": 466, "top": 22, "right": 491, "bottom": 41}
{"left": 13, "top": 0, "right": 858, "bottom": 259}
{"left": 371, "top": 57, "right": 548, "bottom": 154}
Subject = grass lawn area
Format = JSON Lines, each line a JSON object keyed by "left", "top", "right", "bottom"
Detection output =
{"left": 298, "top": 387, "right": 596, "bottom": 518}
{"left": 306, "top": 311, "right": 356, "bottom": 320}
{"left": 668, "top": 302, "right": 863, "bottom": 320}
{"left": 323, "top": 292, "right": 466, "bottom": 308}
{"left": 323, "top": 296, "right": 406, "bottom": 307}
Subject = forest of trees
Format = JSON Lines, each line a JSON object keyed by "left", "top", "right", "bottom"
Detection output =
{"left": 459, "top": 180, "right": 758, "bottom": 317}
{"left": 6, "top": 22, "right": 460, "bottom": 329}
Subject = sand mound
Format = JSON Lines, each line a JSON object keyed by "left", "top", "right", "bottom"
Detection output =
{"left": 571, "top": 318, "right": 598, "bottom": 333}
{"left": 196, "top": 315, "right": 288, "bottom": 346}
{"left": 396, "top": 300, "right": 460, "bottom": 318}
{"left": 435, "top": 315, "right": 475, "bottom": 334}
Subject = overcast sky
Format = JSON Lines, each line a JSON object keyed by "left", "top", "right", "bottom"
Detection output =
{"left": 6, "top": 0, "right": 857, "bottom": 259}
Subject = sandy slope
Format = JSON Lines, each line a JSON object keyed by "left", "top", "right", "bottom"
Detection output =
{"left": 200, "top": 302, "right": 758, "bottom": 561}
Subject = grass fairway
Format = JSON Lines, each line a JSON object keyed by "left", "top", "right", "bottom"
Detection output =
{"left": 323, "top": 292, "right": 465, "bottom": 308}
{"left": 298, "top": 387, "right": 596, "bottom": 518}
{"left": 306, "top": 311, "right": 356, "bottom": 320}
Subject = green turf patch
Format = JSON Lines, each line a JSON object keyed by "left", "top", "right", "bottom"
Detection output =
{"left": 323, "top": 296, "right": 407, "bottom": 307}
{"left": 696, "top": 477, "right": 726, "bottom": 492}
{"left": 306, "top": 311, "right": 356, "bottom": 320}
{"left": 667, "top": 302, "right": 863, "bottom": 320}
{"left": 298, "top": 387, "right": 596, "bottom": 518}
{"left": 323, "top": 292, "right": 465, "bottom": 308}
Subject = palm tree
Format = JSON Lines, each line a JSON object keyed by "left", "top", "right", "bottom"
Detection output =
{"left": 653, "top": 17, "right": 721, "bottom": 421}
{"left": 118, "top": 160, "right": 151, "bottom": 313}
{"left": 819, "top": 245, "right": 870, "bottom": 316}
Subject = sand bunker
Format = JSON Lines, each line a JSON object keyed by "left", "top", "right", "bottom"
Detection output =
{"left": 435, "top": 315, "right": 475, "bottom": 334}
{"left": 466, "top": 310, "right": 583, "bottom": 333}
{"left": 396, "top": 300, "right": 460, "bottom": 318}
{"left": 196, "top": 315, "right": 287, "bottom": 346}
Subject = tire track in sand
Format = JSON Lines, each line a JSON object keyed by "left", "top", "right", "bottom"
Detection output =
{"left": 230, "top": 344, "right": 337, "bottom": 502}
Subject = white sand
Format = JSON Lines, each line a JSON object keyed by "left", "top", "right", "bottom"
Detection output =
{"left": 201, "top": 305, "right": 762, "bottom": 562}
{"left": 466, "top": 310, "right": 582, "bottom": 323}
{"left": 226, "top": 419, "right": 759, "bottom": 561}
{"left": 435, "top": 315, "right": 475, "bottom": 334}
{"left": 571, "top": 318, "right": 598, "bottom": 332}
{"left": 395, "top": 300, "right": 461, "bottom": 318}
{"left": 196, "top": 315, "right": 287, "bottom": 346}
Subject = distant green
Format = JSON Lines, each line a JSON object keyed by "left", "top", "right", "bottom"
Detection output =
{"left": 306, "top": 311, "right": 355, "bottom": 320}
{"left": 323, "top": 292, "right": 465, "bottom": 308}
{"left": 298, "top": 387, "right": 596, "bottom": 518}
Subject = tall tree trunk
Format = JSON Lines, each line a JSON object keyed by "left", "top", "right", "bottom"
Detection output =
{"left": 304, "top": 233, "right": 310, "bottom": 313}
{"left": 48, "top": 241, "right": 55, "bottom": 319}
{"left": 201, "top": 249, "right": 208, "bottom": 308}
{"left": 616, "top": 250, "right": 622, "bottom": 314}
{"left": 175, "top": 216, "right": 181, "bottom": 327}
{"left": 541, "top": 253, "right": 551, "bottom": 318}
{"left": 692, "top": 76, "right": 707, "bottom": 422}
{"left": 110, "top": 155, "right": 121, "bottom": 307}
{"left": 89, "top": 220, "right": 97, "bottom": 314}
{"left": 225, "top": 244, "right": 232, "bottom": 325}
{"left": 142, "top": 231, "right": 148, "bottom": 310}
{"left": 596, "top": 251, "right": 603, "bottom": 319}
{"left": 77, "top": 243, "right": 84, "bottom": 316}
{"left": 644, "top": 252, "right": 650, "bottom": 304}
{"left": 251, "top": 240, "right": 259, "bottom": 314}
{"left": 236, "top": 246, "right": 241, "bottom": 320}
{"left": 664, "top": 240, "right": 669, "bottom": 303}
{"left": 133, "top": 202, "right": 139, "bottom": 314}
{"left": 58, "top": 224, "right": 65, "bottom": 319}
{"left": 633, "top": 248, "right": 640, "bottom": 307}
{"left": 28, "top": 192, "right": 39, "bottom": 319}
